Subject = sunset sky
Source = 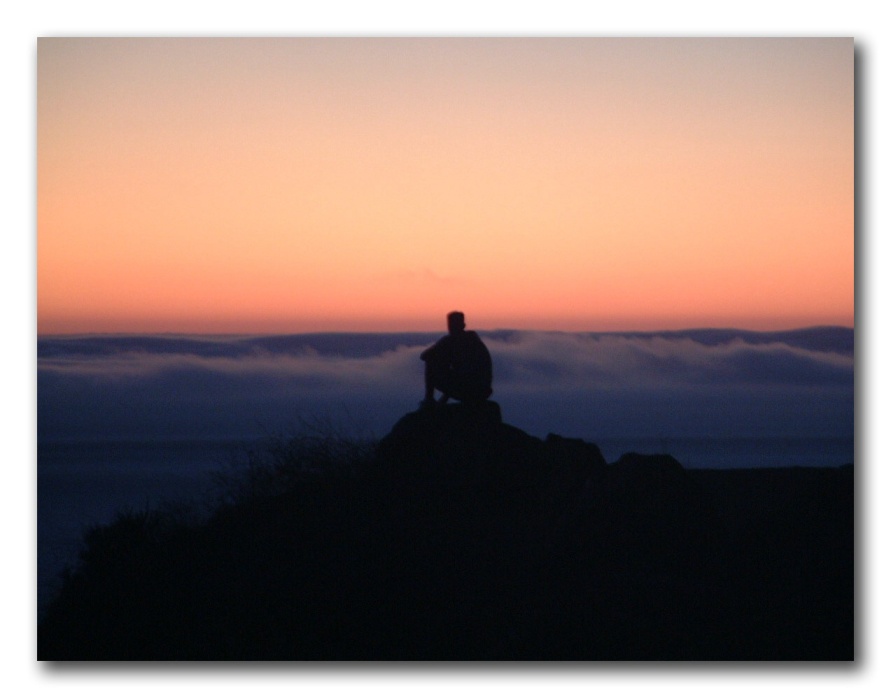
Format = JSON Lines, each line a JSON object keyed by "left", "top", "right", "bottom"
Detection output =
{"left": 37, "top": 37, "right": 853, "bottom": 334}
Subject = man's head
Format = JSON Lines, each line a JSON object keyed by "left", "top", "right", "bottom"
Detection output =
{"left": 447, "top": 311, "right": 466, "bottom": 335}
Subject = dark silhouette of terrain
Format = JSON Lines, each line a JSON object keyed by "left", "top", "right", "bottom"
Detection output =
{"left": 38, "top": 403, "right": 853, "bottom": 660}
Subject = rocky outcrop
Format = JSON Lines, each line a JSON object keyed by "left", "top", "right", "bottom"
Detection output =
{"left": 377, "top": 401, "right": 604, "bottom": 488}
{"left": 38, "top": 403, "right": 854, "bottom": 660}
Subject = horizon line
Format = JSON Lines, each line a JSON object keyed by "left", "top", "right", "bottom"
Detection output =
{"left": 36, "top": 323, "right": 855, "bottom": 340}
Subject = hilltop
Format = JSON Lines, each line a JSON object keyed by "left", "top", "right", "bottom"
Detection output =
{"left": 38, "top": 402, "right": 853, "bottom": 660}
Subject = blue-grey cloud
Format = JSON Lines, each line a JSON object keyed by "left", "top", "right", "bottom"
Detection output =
{"left": 37, "top": 328, "right": 854, "bottom": 442}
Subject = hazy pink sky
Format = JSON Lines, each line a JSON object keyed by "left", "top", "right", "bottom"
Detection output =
{"left": 37, "top": 37, "right": 853, "bottom": 333}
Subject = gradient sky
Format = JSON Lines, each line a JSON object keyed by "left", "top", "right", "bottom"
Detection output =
{"left": 37, "top": 37, "right": 853, "bottom": 334}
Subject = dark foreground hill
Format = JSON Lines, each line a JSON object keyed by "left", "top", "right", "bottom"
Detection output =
{"left": 38, "top": 403, "right": 854, "bottom": 660}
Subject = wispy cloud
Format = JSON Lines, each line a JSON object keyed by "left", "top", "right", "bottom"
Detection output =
{"left": 38, "top": 329, "right": 853, "bottom": 442}
{"left": 489, "top": 332, "right": 853, "bottom": 389}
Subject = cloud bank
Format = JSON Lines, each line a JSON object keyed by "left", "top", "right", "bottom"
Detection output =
{"left": 38, "top": 328, "right": 854, "bottom": 443}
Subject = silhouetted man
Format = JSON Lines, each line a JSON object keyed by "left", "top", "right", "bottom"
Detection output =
{"left": 421, "top": 311, "right": 493, "bottom": 406}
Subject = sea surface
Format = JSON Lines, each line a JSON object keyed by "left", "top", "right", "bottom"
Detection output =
{"left": 37, "top": 434, "right": 854, "bottom": 617}
{"left": 38, "top": 439, "right": 248, "bottom": 616}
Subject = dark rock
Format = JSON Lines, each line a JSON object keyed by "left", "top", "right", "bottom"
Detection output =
{"left": 614, "top": 451, "right": 684, "bottom": 472}
{"left": 377, "top": 400, "right": 504, "bottom": 460}
{"left": 544, "top": 433, "right": 608, "bottom": 469}
{"left": 39, "top": 406, "right": 854, "bottom": 660}
{"left": 375, "top": 403, "right": 609, "bottom": 505}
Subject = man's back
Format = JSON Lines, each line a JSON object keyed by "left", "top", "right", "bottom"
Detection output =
{"left": 421, "top": 312, "right": 493, "bottom": 404}
{"left": 449, "top": 330, "right": 491, "bottom": 383}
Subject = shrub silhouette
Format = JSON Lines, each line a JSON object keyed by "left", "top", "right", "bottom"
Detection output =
{"left": 38, "top": 410, "right": 854, "bottom": 660}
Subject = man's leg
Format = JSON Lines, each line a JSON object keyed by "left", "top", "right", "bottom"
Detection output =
{"left": 424, "top": 360, "right": 435, "bottom": 402}
{"left": 423, "top": 358, "right": 451, "bottom": 404}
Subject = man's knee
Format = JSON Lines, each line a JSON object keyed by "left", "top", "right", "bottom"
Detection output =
{"left": 424, "top": 359, "right": 449, "bottom": 386}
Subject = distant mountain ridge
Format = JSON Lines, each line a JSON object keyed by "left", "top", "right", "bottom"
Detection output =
{"left": 596, "top": 326, "right": 854, "bottom": 354}
{"left": 38, "top": 325, "right": 853, "bottom": 359}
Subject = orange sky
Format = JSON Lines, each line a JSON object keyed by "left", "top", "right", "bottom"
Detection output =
{"left": 37, "top": 38, "right": 853, "bottom": 334}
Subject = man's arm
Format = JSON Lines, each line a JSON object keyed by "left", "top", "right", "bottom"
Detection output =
{"left": 421, "top": 336, "right": 447, "bottom": 362}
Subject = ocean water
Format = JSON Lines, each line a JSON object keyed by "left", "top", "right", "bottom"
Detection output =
{"left": 595, "top": 436, "right": 854, "bottom": 470}
{"left": 37, "top": 439, "right": 251, "bottom": 615}
{"left": 37, "top": 435, "right": 854, "bottom": 616}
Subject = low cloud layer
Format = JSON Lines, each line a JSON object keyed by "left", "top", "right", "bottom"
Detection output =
{"left": 38, "top": 328, "right": 854, "bottom": 442}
